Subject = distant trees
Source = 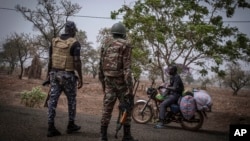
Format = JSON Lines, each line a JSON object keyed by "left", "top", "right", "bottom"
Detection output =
{"left": 111, "top": 0, "right": 250, "bottom": 80}
{"left": 76, "top": 30, "right": 99, "bottom": 78}
{"left": 0, "top": 33, "right": 32, "bottom": 79}
{"left": 16, "top": 0, "right": 81, "bottom": 53}
{"left": 15, "top": 0, "right": 98, "bottom": 78}
{"left": 223, "top": 62, "right": 250, "bottom": 95}
{"left": 185, "top": 73, "right": 195, "bottom": 85}
{"left": 15, "top": 0, "right": 82, "bottom": 77}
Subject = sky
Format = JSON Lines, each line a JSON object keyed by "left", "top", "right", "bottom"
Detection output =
{"left": 0, "top": 0, "right": 250, "bottom": 48}
{"left": 0, "top": 0, "right": 249, "bottom": 77}
{"left": 0, "top": 0, "right": 136, "bottom": 47}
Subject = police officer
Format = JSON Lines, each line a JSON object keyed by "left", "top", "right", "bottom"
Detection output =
{"left": 99, "top": 22, "right": 138, "bottom": 141}
{"left": 155, "top": 65, "right": 184, "bottom": 129}
{"left": 46, "top": 21, "right": 83, "bottom": 137}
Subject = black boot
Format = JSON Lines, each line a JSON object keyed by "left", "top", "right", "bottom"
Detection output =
{"left": 100, "top": 126, "right": 108, "bottom": 141}
{"left": 47, "top": 122, "right": 61, "bottom": 137}
{"left": 122, "top": 125, "right": 138, "bottom": 141}
{"left": 66, "top": 121, "right": 81, "bottom": 134}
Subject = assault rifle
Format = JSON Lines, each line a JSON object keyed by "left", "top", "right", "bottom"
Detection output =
{"left": 115, "top": 79, "right": 139, "bottom": 139}
{"left": 42, "top": 80, "right": 50, "bottom": 107}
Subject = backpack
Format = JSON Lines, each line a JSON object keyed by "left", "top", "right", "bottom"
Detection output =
{"left": 101, "top": 38, "right": 127, "bottom": 72}
{"left": 180, "top": 95, "right": 196, "bottom": 120}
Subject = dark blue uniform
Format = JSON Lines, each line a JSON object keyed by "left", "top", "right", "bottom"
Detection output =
{"left": 48, "top": 34, "right": 81, "bottom": 124}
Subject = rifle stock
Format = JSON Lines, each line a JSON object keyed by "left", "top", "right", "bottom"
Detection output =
{"left": 101, "top": 80, "right": 105, "bottom": 93}
{"left": 44, "top": 89, "right": 50, "bottom": 107}
{"left": 114, "top": 80, "right": 139, "bottom": 138}
{"left": 115, "top": 109, "right": 127, "bottom": 139}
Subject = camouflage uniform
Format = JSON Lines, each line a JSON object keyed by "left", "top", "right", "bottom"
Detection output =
{"left": 99, "top": 38, "right": 133, "bottom": 126}
{"left": 99, "top": 22, "right": 137, "bottom": 141}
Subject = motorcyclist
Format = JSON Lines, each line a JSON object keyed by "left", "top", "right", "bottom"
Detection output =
{"left": 154, "top": 65, "right": 184, "bottom": 129}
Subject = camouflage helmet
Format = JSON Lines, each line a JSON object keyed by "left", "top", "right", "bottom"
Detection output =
{"left": 65, "top": 21, "right": 78, "bottom": 33}
{"left": 111, "top": 22, "right": 126, "bottom": 35}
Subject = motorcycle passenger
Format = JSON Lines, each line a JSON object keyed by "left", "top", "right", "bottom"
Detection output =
{"left": 155, "top": 65, "right": 184, "bottom": 129}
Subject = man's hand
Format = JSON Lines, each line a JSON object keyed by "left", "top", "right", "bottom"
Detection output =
{"left": 42, "top": 76, "right": 50, "bottom": 86}
{"left": 125, "top": 87, "right": 133, "bottom": 96}
{"left": 77, "top": 79, "right": 83, "bottom": 89}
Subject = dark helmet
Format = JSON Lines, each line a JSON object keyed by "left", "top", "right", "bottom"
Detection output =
{"left": 65, "top": 21, "right": 78, "bottom": 33}
{"left": 111, "top": 22, "right": 126, "bottom": 36}
{"left": 167, "top": 65, "right": 177, "bottom": 76}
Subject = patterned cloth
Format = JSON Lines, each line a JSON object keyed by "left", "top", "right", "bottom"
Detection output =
{"left": 180, "top": 95, "right": 196, "bottom": 120}
{"left": 99, "top": 38, "right": 133, "bottom": 126}
{"left": 48, "top": 71, "right": 77, "bottom": 123}
{"left": 100, "top": 76, "right": 133, "bottom": 126}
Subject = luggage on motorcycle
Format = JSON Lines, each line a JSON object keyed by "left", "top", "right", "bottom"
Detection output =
{"left": 155, "top": 93, "right": 165, "bottom": 101}
{"left": 193, "top": 89, "right": 212, "bottom": 112}
{"left": 180, "top": 95, "right": 196, "bottom": 120}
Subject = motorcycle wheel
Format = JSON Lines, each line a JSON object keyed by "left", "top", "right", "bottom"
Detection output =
{"left": 132, "top": 101, "right": 153, "bottom": 124}
{"left": 181, "top": 111, "right": 204, "bottom": 131}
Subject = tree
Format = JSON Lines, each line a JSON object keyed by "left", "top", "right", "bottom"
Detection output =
{"left": 0, "top": 33, "right": 31, "bottom": 78}
{"left": 0, "top": 40, "right": 18, "bottom": 75}
{"left": 16, "top": 0, "right": 81, "bottom": 56}
{"left": 197, "top": 77, "right": 211, "bottom": 90}
{"left": 223, "top": 62, "right": 250, "bottom": 95}
{"left": 96, "top": 27, "right": 112, "bottom": 45}
{"left": 185, "top": 73, "right": 194, "bottom": 85}
{"left": 111, "top": 0, "right": 250, "bottom": 80}
{"left": 76, "top": 30, "right": 99, "bottom": 78}
{"left": 211, "top": 73, "right": 226, "bottom": 88}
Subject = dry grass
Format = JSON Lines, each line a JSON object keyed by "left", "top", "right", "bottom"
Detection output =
{"left": 0, "top": 74, "right": 250, "bottom": 132}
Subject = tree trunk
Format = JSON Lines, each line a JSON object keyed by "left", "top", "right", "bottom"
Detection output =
{"left": 233, "top": 89, "right": 239, "bottom": 95}
{"left": 19, "top": 61, "right": 24, "bottom": 79}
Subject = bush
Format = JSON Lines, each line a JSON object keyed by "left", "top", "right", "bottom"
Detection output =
{"left": 21, "top": 86, "right": 46, "bottom": 108}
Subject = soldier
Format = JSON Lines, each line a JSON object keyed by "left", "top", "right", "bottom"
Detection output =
{"left": 98, "top": 22, "right": 138, "bottom": 141}
{"left": 46, "top": 21, "right": 83, "bottom": 137}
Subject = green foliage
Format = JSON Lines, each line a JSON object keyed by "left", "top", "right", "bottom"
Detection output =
{"left": 21, "top": 87, "right": 46, "bottom": 108}
{"left": 111, "top": 0, "right": 250, "bottom": 81}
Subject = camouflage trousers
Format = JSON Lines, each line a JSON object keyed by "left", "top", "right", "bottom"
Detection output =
{"left": 101, "top": 76, "right": 133, "bottom": 126}
{"left": 48, "top": 71, "right": 77, "bottom": 123}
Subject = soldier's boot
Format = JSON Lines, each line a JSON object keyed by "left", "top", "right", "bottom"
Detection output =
{"left": 122, "top": 125, "right": 138, "bottom": 141}
{"left": 66, "top": 121, "right": 81, "bottom": 134}
{"left": 100, "top": 126, "right": 108, "bottom": 141}
{"left": 47, "top": 122, "right": 61, "bottom": 137}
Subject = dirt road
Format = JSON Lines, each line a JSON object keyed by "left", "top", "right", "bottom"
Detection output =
{"left": 1, "top": 74, "right": 250, "bottom": 141}
{"left": 0, "top": 104, "right": 228, "bottom": 141}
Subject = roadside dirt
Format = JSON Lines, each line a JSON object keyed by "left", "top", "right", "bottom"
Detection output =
{"left": 0, "top": 74, "right": 250, "bottom": 136}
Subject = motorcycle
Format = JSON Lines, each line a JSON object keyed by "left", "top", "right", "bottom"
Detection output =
{"left": 132, "top": 86, "right": 207, "bottom": 131}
